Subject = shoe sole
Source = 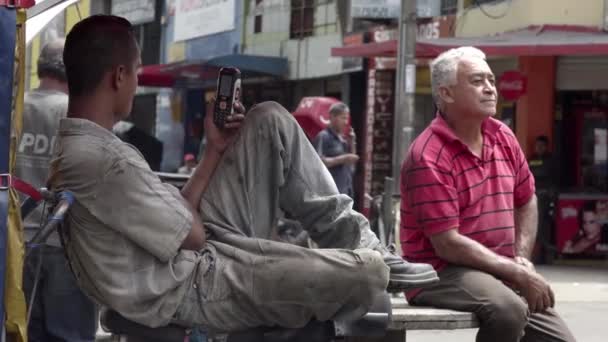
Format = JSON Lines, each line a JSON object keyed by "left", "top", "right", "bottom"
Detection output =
{"left": 386, "top": 270, "right": 439, "bottom": 292}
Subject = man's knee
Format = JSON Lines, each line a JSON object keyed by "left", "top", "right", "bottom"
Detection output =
{"left": 246, "top": 101, "right": 293, "bottom": 127}
{"left": 348, "top": 249, "right": 390, "bottom": 297}
{"left": 482, "top": 292, "right": 529, "bottom": 332}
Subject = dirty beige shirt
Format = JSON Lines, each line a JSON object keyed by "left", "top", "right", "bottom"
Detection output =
{"left": 49, "top": 118, "right": 197, "bottom": 327}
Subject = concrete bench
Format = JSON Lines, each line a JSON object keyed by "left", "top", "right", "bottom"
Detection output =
{"left": 346, "top": 297, "right": 479, "bottom": 342}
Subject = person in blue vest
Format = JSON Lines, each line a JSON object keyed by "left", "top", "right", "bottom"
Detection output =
{"left": 313, "top": 102, "right": 358, "bottom": 198}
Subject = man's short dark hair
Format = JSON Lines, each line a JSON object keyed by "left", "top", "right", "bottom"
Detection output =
{"left": 63, "top": 15, "right": 138, "bottom": 97}
{"left": 329, "top": 102, "right": 349, "bottom": 117}
{"left": 38, "top": 39, "right": 66, "bottom": 82}
{"left": 536, "top": 135, "right": 549, "bottom": 144}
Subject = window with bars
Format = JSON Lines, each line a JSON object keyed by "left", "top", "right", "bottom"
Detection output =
{"left": 290, "top": 0, "right": 315, "bottom": 39}
{"left": 254, "top": 0, "right": 263, "bottom": 33}
{"left": 441, "top": 0, "right": 458, "bottom": 15}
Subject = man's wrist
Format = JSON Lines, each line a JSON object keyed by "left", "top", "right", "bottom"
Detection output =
{"left": 203, "top": 145, "right": 224, "bottom": 159}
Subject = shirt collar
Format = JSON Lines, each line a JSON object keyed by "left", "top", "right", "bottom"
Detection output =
{"left": 59, "top": 117, "right": 118, "bottom": 141}
{"left": 325, "top": 127, "right": 344, "bottom": 141}
{"left": 430, "top": 112, "right": 503, "bottom": 147}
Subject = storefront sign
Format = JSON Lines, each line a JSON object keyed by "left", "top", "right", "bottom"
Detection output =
{"left": 361, "top": 28, "right": 397, "bottom": 214}
{"left": 111, "top": 0, "right": 156, "bottom": 25}
{"left": 342, "top": 32, "right": 365, "bottom": 73}
{"left": 174, "top": 0, "right": 235, "bottom": 42}
{"left": 416, "top": 15, "right": 456, "bottom": 40}
{"left": 351, "top": 0, "right": 400, "bottom": 19}
{"left": 498, "top": 70, "right": 527, "bottom": 101}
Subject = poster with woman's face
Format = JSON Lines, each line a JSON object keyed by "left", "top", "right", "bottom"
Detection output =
{"left": 556, "top": 198, "right": 608, "bottom": 256}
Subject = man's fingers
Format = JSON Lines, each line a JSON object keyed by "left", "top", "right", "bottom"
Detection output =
{"left": 226, "top": 114, "right": 245, "bottom": 122}
{"left": 234, "top": 101, "right": 245, "bottom": 114}
{"left": 224, "top": 122, "right": 243, "bottom": 129}
{"left": 548, "top": 286, "right": 556, "bottom": 308}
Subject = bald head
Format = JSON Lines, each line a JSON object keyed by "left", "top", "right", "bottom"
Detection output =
{"left": 38, "top": 38, "right": 66, "bottom": 82}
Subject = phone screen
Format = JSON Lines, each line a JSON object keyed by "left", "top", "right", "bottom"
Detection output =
{"left": 219, "top": 74, "right": 233, "bottom": 96}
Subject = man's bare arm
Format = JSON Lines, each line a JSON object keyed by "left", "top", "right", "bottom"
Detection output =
{"left": 320, "top": 154, "right": 359, "bottom": 168}
{"left": 514, "top": 195, "right": 538, "bottom": 259}
{"left": 430, "top": 229, "right": 524, "bottom": 282}
{"left": 178, "top": 148, "right": 224, "bottom": 251}
{"left": 430, "top": 228, "right": 554, "bottom": 312}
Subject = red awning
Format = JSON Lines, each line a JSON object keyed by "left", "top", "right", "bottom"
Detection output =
{"left": 138, "top": 54, "right": 289, "bottom": 88}
{"left": 138, "top": 62, "right": 219, "bottom": 88}
{"left": 332, "top": 25, "right": 608, "bottom": 58}
{"left": 138, "top": 64, "right": 176, "bottom": 87}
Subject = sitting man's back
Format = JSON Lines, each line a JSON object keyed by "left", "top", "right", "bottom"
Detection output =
{"left": 50, "top": 117, "right": 196, "bottom": 327}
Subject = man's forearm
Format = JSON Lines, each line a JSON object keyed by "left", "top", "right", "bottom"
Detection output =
{"left": 515, "top": 195, "right": 538, "bottom": 259}
{"left": 321, "top": 155, "right": 344, "bottom": 168}
{"left": 433, "top": 231, "right": 525, "bottom": 284}
{"left": 181, "top": 148, "right": 223, "bottom": 210}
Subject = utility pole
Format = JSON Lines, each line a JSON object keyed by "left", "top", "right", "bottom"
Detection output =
{"left": 391, "top": 0, "right": 418, "bottom": 194}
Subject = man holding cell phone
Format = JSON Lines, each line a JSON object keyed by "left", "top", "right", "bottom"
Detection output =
{"left": 49, "top": 14, "right": 438, "bottom": 333}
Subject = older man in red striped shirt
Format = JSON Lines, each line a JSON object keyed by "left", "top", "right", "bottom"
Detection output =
{"left": 400, "top": 47, "right": 575, "bottom": 342}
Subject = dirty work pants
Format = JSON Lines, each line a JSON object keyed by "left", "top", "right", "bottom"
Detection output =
{"left": 410, "top": 266, "right": 576, "bottom": 342}
{"left": 173, "top": 102, "right": 390, "bottom": 333}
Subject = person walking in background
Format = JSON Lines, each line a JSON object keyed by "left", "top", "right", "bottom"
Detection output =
{"left": 529, "top": 135, "right": 559, "bottom": 262}
{"left": 15, "top": 38, "right": 97, "bottom": 342}
{"left": 178, "top": 153, "right": 197, "bottom": 175}
{"left": 313, "top": 102, "right": 358, "bottom": 198}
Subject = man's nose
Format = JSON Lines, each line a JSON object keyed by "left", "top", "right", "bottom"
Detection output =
{"left": 483, "top": 82, "right": 496, "bottom": 94}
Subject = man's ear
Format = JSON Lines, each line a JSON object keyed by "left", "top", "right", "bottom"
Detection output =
{"left": 111, "top": 65, "right": 126, "bottom": 90}
{"left": 438, "top": 86, "right": 455, "bottom": 104}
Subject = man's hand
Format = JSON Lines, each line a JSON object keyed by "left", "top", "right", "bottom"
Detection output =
{"left": 205, "top": 100, "right": 246, "bottom": 155}
{"left": 514, "top": 256, "right": 535, "bottom": 271}
{"left": 514, "top": 266, "right": 555, "bottom": 313}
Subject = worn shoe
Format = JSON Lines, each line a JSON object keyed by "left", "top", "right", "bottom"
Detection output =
{"left": 377, "top": 244, "right": 439, "bottom": 292}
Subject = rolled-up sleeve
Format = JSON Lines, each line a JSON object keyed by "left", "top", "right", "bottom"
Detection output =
{"left": 81, "top": 154, "right": 193, "bottom": 263}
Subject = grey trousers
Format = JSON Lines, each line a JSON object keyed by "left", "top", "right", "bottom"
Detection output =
{"left": 410, "top": 266, "right": 576, "bottom": 342}
{"left": 174, "top": 102, "right": 390, "bottom": 333}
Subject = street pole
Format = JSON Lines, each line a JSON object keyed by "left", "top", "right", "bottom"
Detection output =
{"left": 391, "top": 0, "right": 417, "bottom": 195}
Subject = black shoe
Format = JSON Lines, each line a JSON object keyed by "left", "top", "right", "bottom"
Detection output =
{"left": 377, "top": 244, "right": 439, "bottom": 292}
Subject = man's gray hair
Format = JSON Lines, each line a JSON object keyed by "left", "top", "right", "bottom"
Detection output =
{"left": 430, "top": 46, "right": 486, "bottom": 106}
{"left": 38, "top": 38, "right": 66, "bottom": 82}
{"left": 329, "top": 102, "right": 350, "bottom": 117}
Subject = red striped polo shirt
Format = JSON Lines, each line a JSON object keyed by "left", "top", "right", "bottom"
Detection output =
{"left": 400, "top": 114, "right": 535, "bottom": 299}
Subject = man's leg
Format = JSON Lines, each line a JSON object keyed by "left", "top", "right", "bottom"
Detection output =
{"left": 173, "top": 102, "right": 391, "bottom": 331}
{"left": 23, "top": 250, "right": 49, "bottom": 342}
{"left": 521, "top": 308, "right": 576, "bottom": 342}
{"left": 199, "top": 101, "right": 436, "bottom": 289}
{"left": 42, "top": 246, "right": 98, "bottom": 342}
{"left": 175, "top": 235, "right": 389, "bottom": 333}
{"left": 410, "top": 266, "right": 530, "bottom": 342}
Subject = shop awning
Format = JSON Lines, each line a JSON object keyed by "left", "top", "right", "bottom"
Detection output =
{"left": 26, "top": 0, "right": 80, "bottom": 45}
{"left": 138, "top": 54, "right": 288, "bottom": 88}
{"left": 332, "top": 25, "right": 608, "bottom": 58}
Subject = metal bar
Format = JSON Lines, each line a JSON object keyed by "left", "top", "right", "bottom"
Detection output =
{"left": 391, "top": 0, "right": 417, "bottom": 194}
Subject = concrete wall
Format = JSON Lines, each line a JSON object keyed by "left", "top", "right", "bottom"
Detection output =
{"left": 457, "top": 0, "right": 604, "bottom": 37}
{"left": 243, "top": 0, "right": 343, "bottom": 80}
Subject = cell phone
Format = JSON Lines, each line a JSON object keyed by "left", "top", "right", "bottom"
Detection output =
{"left": 213, "top": 67, "right": 241, "bottom": 128}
